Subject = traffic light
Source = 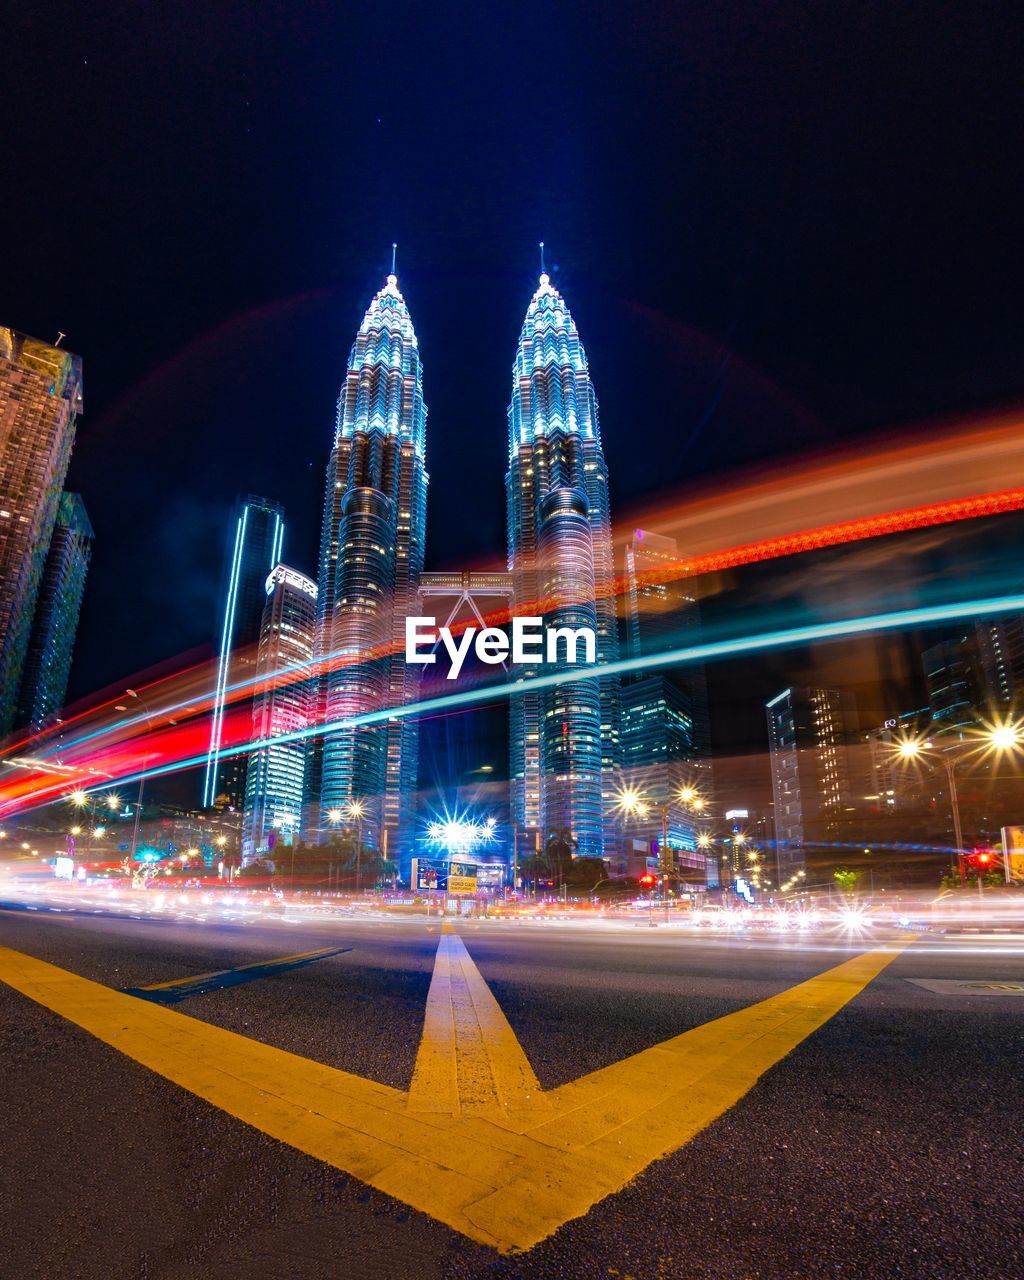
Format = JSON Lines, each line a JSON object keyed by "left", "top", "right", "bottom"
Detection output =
{"left": 977, "top": 851, "right": 992, "bottom": 865}
{"left": 639, "top": 873, "right": 657, "bottom": 888}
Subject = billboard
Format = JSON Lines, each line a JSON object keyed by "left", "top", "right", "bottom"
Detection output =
{"left": 1000, "top": 826, "right": 1024, "bottom": 882}
{"left": 411, "top": 857, "right": 478, "bottom": 894}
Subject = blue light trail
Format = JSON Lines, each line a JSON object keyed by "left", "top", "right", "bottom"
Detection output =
{"left": 54, "top": 589, "right": 1024, "bottom": 801}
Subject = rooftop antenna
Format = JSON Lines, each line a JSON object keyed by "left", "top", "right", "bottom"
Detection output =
{"left": 539, "top": 241, "right": 546, "bottom": 275}
{"left": 391, "top": 242, "right": 397, "bottom": 276}
{"left": 54, "top": 331, "right": 66, "bottom": 348}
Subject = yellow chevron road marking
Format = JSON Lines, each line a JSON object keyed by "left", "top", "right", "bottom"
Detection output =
{"left": 0, "top": 933, "right": 909, "bottom": 1253}
{"left": 408, "top": 921, "right": 548, "bottom": 1122}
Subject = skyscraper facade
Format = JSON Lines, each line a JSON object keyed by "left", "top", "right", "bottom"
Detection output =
{"left": 203, "top": 495, "right": 284, "bottom": 808}
{"left": 922, "top": 635, "right": 976, "bottom": 734}
{"left": 620, "top": 677, "right": 707, "bottom": 868}
{"left": 621, "top": 528, "right": 713, "bottom": 875}
{"left": 316, "top": 273, "right": 428, "bottom": 857}
{"left": 506, "top": 274, "right": 620, "bottom": 861}
{"left": 767, "top": 686, "right": 854, "bottom": 876}
{"left": 624, "top": 529, "right": 712, "bottom": 765}
{"left": 0, "top": 328, "right": 83, "bottom": 733}
{"left": 16, "top": 491, "right": 94, "bottom": 730}
{"left": 975, "top": 617, "right": 1024, "bottom": 709}
{"left": 242, "top": 564, "right": 317, "bottom": 862}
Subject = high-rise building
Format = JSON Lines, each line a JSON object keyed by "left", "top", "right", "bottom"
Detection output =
{"left": 242, "top": 564, "right": 317, "bottom": 862}
{"left": 863, "top": 709, "right": 931, "bottom": 815}
{"left": 620, "top": 528, "right": 713, "bottom": 876}
{"left": 624, "top": 528, "right": 712, "bottom": 764}
{"left": 203, "top": 495, "right": 285, "bottom": 808}
{"left": 0, "top": 328, "right": 83, "bottom": 733}
{"left": 974, "top": 617, "right": 1024, "bottom": 711}
{"left": 16, "top": 491, "right": 94, "bottom": 730}
{"left": 766, "top": 686, "right": 854, "bottom": 876}
{"left": 620, "top": 675, "right": 706, "bottom": 877}
{"left": 316, "top": 272, "right": 428, "bottom": 857}
{"left": 506, "top": 273, "right": 620, "bottom": 861}
{"left": 922, "top": 635, "right": 977, "bottom": 734}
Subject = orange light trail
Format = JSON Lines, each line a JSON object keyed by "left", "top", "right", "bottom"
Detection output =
{"left": 4, "top": 410, "right": 1024, "bottom": 817}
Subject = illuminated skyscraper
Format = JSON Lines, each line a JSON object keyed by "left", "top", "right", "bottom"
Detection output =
{"left": 506, "top": 273, "right": 620, "bottom": 861}
{"left": 0, "top": 328, "right": 83, "bottom": 733}
{"left": 624, "top": 528, "right": 711, "bottom": 764}
{"left": 620, "top": 528, "right": 711, "bottom": 877}
{"left": 975, "top": 617, "right": 1024, "bottom": 708}
{"left": 203, "top": 495, "right": 284, "bottom": 808}
{"left": 242, "top": 564, "right": 317, "bottom": 862}
{"left": 16, "top": 491, "right": 94, "bottom": 730}
{"left": 767, "top": 686, "right": 854, "bottom": 876}
{"left": 316, "top": 272, "right": 428, "bottom": 856}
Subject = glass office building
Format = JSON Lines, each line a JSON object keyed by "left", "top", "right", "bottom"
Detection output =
{"left": 316, "top": 273, "right": 428, "bottom": 857}
{"left": 242, "top": 564, "right": 317, "bottom": 862}
{"left": 506, "top": 274, "right": 620, "bottom": 861}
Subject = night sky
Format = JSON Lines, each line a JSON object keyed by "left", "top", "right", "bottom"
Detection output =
{"left": 5, "top": 3, "right": 1024, "bottom": 801}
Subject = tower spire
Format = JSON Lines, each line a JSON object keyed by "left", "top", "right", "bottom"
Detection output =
{"left": 539, "top": 241, "right": 546, "bottom": 276}
{"left": 391, "top": 242, "right": 397, "bottom": 276}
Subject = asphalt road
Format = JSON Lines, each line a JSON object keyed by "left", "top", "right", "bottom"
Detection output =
{"left": 1, "top": 901, "right": 1022, "bottom": 1280}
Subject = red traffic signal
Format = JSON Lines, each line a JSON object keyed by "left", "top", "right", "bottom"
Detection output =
{"left": 977, "top": 852, "right": 992, "bottom": 865}
{"left": 639, "top": 873, "right": 657, "bottom": 887}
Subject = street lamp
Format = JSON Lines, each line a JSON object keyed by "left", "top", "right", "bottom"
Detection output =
{"left": 115, "top": 688, "right": 172, "bottom": 862}
{"left": 344, "top": 801, "right": 366, "bottom": 894}
{"left": 894, "top": 719, "right": 1024, "bottom": 884}
{"left": 67, "top": 788, "right": 121, "bottom": 866}
{"left": 615, "top": 787, "right": 648, "bottom": 820}
{"left": 616, "top": 784, "right": 708, "bottom": 916}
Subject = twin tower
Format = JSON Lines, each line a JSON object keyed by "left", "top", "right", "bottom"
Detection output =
{"left": 315, "top": 270, "right": 620, "bottom": 865}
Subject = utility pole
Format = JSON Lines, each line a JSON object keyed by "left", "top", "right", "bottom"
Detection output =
{"left": 941, "top": 754, "right": 966, "bottom": 885}
{"left": 659, "top": 802, "right": 672, "bottom": 922}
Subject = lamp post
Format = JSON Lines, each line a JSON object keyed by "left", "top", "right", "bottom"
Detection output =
{"left": 113, "top": 688, "right": 174, "bottom": 862}
{"left": 69, "top": 788, "right": 121, "bottom": 867}
{"left": 894, "top": 720, "right": 1024, "bottom": 887}
{"left": 343, "top": 801, "right": 366, "bottom": 894}
{"left": 325, "top": 808, "right": 343, "bottom": 894}
{"left": 616, "top": 784, "right": 708, "bottom": 922}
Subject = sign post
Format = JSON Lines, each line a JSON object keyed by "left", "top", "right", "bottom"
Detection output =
{"left": 1000, "top": 826, "right": 1024, "bottom": 884}
{"left": 411, "top": 857, "right": 479, "bottom": 911}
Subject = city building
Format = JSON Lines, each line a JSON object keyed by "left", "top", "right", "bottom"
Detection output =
{"left": 766, "top": 686, "right": 854, "bottom": 877}
{"left": 720, "top": 807, "right": 773, "bottom": 887}
{"left": 506, "top": 273, "right": 620, "bottom": 862}
{"left": 202, "top": 495, "right": 284, "bottom": 809}
{"left": 975, "top": 616, "right": 1024, "bottom": 710}
{"left": 863, "top": 709, "right": 931, "bottom": 814}
{"left": 922, "top": 635, "right": 976, "bottom": 734}
{"left": 316, "top": 271, "right": 428, "bottom": 857}
{"left": 620, "top": 528, "right": 713, "bottom": 878}
{"left": 624, "top": 528, "right": 712, "bottom": 767}
{"left": 15, "top": 491, "right": 93, "bottom": 730}
{"left": 620, "top": 676, "right": 705, "bottom": 876}
{"left": 0, "top": 328, "right": 83, "bottom": 733}
{"left": 242, "top": 564, "right": 317, "bottom": 862}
